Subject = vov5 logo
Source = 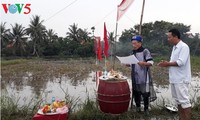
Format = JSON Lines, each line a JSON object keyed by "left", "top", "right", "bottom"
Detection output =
{"left": 2, "top": 3, "right": 31, "bottom": 14}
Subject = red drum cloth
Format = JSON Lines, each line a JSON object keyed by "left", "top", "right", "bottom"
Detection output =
{"left": 33, "top": 113, "right": 67, "bottom": 120}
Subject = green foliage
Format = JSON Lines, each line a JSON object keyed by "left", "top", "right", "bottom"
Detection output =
{"left": 1, "top": 93, "right": 43, "bottom": 120}
{"left": 26, "top": 15, "right": 46, "bottom": 57}
{"left": 153, "top": 56, "right": 169, "bottom": 63}
{"left": 118, "top": 20, "right": 197, "bottom": 56}
{"left": 69, "top": 99, "right": 98, "bottom": 120}
{"left": 193, "top": 97, "right": 200, "bottom": 111}
{"left": 1, "top": 19, "right": 200, "bottom": 58}
{"left": 1, "top": 22, "right": 10, "bottom": 48}
{"left": 116, "top": 41, "right": 132, "bottom": 56}
{"left": 1, "top": 59, "right": 28, "bottom": 66}
{"left": 1, "top": 95, "right": 20, "bottom": 119}
{"left": 191, "top": 56, "right": 200, "bottom": 73}
{"left": 148, "top": 44, "right": 171, "bottom": 56}
{"left": 76, "top": 42, "right": 94, "bottom": 57}
{"left": 191, "top": 97, "right": 200, "bottom": 120}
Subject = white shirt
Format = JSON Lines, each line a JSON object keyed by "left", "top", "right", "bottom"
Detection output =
{"left": 169, "top": 40, "right": 191, "bottom": 83}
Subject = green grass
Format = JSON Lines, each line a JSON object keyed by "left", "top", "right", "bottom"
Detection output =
{"left": 68, "top": 96, "right": 200, "bottom": 120}
{"left": 153, "top": 56, "right": 169, "bottom": 63}
{"left": 0, "top": 93, "right": 43, "bottom": 120}
{"left": 191, "top": 56, "right": 200, "bottom": 73}
{"left": 154, "top": 56, "right": 200, "bottom": 73}
{"left": 1, "top": 57, "right": 200, "bottom": 120}
{"left": 1, "top": 88, "right": 200, "bottom": 120}
{"left": 191, "top": 97, "right": 200, "bottom": 119}
{"left": 1, "top": 59, "right": 29, "bottom": 66}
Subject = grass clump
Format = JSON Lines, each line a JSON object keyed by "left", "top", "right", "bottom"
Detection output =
{"left": 1, "top": 93, "right": 43, "bottom": 120}
{"left": 191, "top": 56, "right": 200, "bottom": 74}
{"left": 1, "top": 59, "right": 28, "bottom": 66}
{"left": 191, "top": 97, "right": 200, "bottom": 120}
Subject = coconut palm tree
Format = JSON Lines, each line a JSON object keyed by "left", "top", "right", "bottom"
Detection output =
{"left": 46, "top": 29, "right": 58, "bottom": 42}
{"left": 66, "top": 23, "right": 79, "bottom": 42}
{"left": 26, "top": 15, "right": 46, "bottom": 57}
{"left": 78, "top": 28, "right": 91, "bottom": 44}
{"left": 67, "top": 23, "right": 91, "bottom": 44}
{"left": 108, "top": 32, "right": 114, "bottom": 46}
{"left": 9, "top": 23, "right": 27, "bottom": 56}
{"left": 42, "top": 29, "right": 60, "bottom": 56}
{"left": 0, "top": 22, "right": 10, "bottom": 49}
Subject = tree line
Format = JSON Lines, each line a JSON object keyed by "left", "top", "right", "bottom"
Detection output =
{"left": 1, "top": 15, "right": 200, "bottom": 58}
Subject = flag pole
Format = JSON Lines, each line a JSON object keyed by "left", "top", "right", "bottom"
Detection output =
{"left": 113, "top": 21, "right": 118, "bottom": 70}
{"left": 139, "top": 0, "right": 145, "bottom": 35}
{"left": 95, "top": 38, "right": 98, "bottom": 65}
{"left": 104, "top": 53, "right": 107, "bottom": 71}
{"left": 113, "top": 5, "right": 119, "bottom": 70}
{"left": 113, "top": 0, "right": 134, "bottom": 69}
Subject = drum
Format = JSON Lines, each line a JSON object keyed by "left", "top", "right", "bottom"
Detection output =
{"left": 97, "top": 79, "right": 130, "bottom": 114}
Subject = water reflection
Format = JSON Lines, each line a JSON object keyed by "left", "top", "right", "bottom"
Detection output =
{"left": 1, "top": 60, "right": 95, "bottom": 102}
{"left": 1, "top": 71, "right": 97, "bottom": 106}
{"left": 1, "top": 60, "right": 200, "bottom": 111}
{"left": 1, "top": 71, "right": 200, "bottom": 108}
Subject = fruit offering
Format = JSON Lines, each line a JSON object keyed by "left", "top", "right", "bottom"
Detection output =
{"left": 41, "top": 100, "right": 66, "bottom": 114}
{"left": 52, "top": 100, "right": 65, "bottom": 109}
{"left": 42, "top": 104, "right": 51, "bottom": 113}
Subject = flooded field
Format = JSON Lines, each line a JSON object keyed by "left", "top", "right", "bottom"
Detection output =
{"left": 1, "top": 59, "right": 200, "bottom": 112}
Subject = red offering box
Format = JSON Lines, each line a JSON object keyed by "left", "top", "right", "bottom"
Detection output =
{"left": 33, "top": 112, "right": 68, "bottom": 120}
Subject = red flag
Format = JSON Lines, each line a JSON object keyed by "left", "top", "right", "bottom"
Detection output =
{"left": 117, "top": 0, "right": 134, "bottom": 21}
{"left": 94, "top": 36, "right": 101, "bottom": 55}
{"left": 104, "top": 22, "right": 109, "bottom": 57}
{"left": 97, "top": 37, "right": 102, "bottom": 60}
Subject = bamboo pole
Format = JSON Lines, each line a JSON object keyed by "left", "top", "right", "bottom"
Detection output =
{"left": 113, "top": 21, "right": 118, "bottom": 70}
{"left": 139, "top": 0, "right": 146, "bottom": 35}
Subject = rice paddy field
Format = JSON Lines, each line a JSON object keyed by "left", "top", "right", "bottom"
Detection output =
{"left": 1, "top": 57, "right": 200, "bottom": 120}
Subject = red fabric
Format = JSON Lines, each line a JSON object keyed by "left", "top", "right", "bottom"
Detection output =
{"left": 117, "top": 0, "right": 134, "bottom": 21}
{"left": 96, "top": 71, "right": 102, "bottom": 87}
{"left": 104, "top": 22, "right": 109, "bottom": 57}
{"left": 33, "top": 113, "right": 67, "bottom": 120}
{"left": 94, "top": 36, "right": 100, "bottom": 55}
{"left": 97, "top": 37, "right": 102, "bottom": 60}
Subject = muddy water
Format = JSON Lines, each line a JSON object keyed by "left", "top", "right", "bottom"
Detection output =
{"left": 1, "top": 60, "right": 200, "bottom": 110}
{"left": 1, "top": 71, "right": 200, "bottom": 108}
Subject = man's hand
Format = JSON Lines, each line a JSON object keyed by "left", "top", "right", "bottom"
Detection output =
{"left": 158, "top": 60, "right": 178, "bottom": 67}
{"left": 125, "top": 64, "right": 131, "bottom": 67}
{"left": 157, "top": 60, "right": 169, "bottom": 67}
{"left": 138, "top": 61, "right": 146, "bottom": 67}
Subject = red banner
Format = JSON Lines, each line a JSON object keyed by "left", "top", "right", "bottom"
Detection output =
{"left": 104, "top": 22, "right": 109, "bottom": 57}
{"left": 96, "top": 37, "right": 102, "bottom": 60}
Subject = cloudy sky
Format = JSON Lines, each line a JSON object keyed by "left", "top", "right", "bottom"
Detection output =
{"left": 1, "top": 0, "right": 200, "bottom": 38}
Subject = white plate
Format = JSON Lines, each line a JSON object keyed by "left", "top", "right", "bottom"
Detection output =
{"left": 121, "top": 76, "right": 127, "bottom": 79}
{"left": 165, "top": 104, "right": 178, "bottom": 112}
{"left": 37, "top": 106, "right": 69, "bottom": 115}
{"left": 37, "top": 109, "right": 58, "bottom": 115}
{"left": 99, "top": 76, "right": 128, "bottom": 80}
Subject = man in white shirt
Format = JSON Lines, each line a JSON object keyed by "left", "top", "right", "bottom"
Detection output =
{"left": 158, "top": 29, "right": 191, "bottom": 120}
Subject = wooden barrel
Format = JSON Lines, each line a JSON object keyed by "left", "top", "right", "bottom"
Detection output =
{"left": 97, "top": 79, "right": 130, "bottom": 114}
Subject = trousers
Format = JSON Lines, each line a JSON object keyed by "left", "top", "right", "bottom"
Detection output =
{"left": 133, "top": 90, "right": 150, "bottom": 110}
